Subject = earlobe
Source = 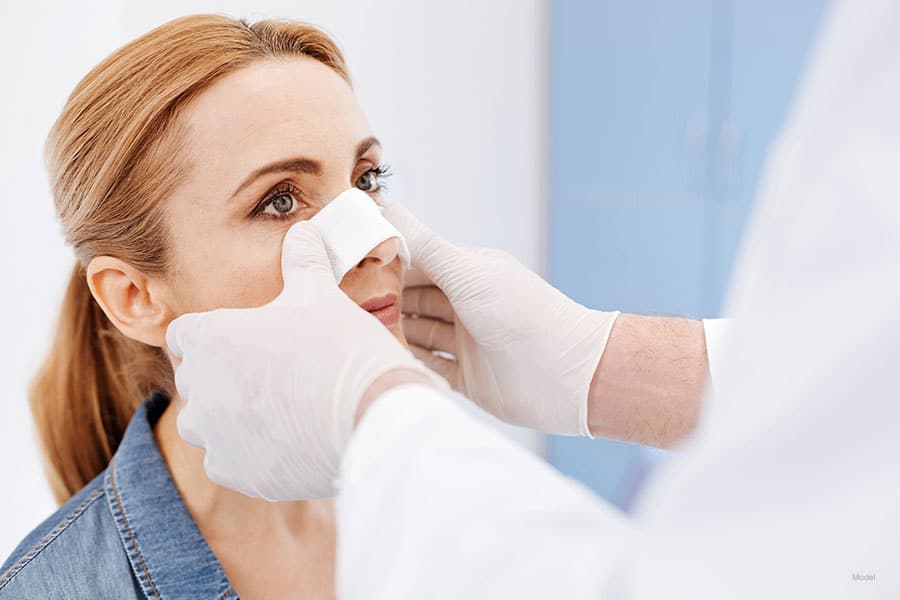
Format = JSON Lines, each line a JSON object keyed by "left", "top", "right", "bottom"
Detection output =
{"left": 86, "top": 256, "right": 174, "bottom": 348}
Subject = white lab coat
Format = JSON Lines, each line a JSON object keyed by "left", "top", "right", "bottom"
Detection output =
{"left": 335, "top": 0, "right": 899, "bottom": 597}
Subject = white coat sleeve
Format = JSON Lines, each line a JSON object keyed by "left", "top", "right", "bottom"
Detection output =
{"left": 701, "top": 318, "right": 731, "bottom": 393}
{"left": 617, "top": 0, "right": 900, "bottom": 597}
{"left": 335, "top": 384, "right": 633, "bottom": 600}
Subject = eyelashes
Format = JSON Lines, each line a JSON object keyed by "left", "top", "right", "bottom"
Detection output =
{"left": 250, "top": 164, "right": 393, "bottom": 221}
{"left": 368, "top": 164, "right": 392, "bottom": 191}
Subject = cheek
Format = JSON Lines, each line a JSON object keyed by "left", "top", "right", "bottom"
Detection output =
{"left": 169, "top": 235, "right": 286, "bottom": 314}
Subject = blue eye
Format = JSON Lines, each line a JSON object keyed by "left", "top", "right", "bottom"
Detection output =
{"left": 266, "top": 192, "right": 296, "bottom": 214}
{"left": 356, "top": 164, "right": 392, "bottom": 193}
{"left": 253, "top": 183, "right": 303, "bottom": 220}
{"left": 355, "top": 171, "right": 379, "bottom": 192}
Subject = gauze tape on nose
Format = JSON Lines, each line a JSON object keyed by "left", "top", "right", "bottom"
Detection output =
{"left": 310, "top": 188, "right": 411, "bottom": 282}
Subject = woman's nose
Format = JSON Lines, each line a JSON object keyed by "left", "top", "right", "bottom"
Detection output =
{"left": 357, "top": 238, "right": 400, "bottom": 268}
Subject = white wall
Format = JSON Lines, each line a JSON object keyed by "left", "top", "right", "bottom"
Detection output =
{"left": 0, "top": 0, "right": 546, "bottom": 558}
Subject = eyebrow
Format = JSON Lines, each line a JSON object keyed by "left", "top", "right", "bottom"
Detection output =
{"left": 229, "top": 136, "right": 382, "bottom": 201}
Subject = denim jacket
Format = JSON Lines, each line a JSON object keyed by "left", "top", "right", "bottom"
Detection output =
{"left": 0, "top": 392, "right": 240, "bottom": 599}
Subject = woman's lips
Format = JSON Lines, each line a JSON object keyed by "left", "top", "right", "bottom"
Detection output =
{"left": 360, "top": 293, "right": 399, "bottom": 326}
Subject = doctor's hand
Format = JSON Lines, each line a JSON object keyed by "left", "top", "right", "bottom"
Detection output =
{"left": 165, "top": 220, "right": 446, "bottom": 501}
{"left": 384, "top": 203, "right": 619, "bottom": 436}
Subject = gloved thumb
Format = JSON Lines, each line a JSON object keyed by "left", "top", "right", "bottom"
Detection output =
{"left": 273, "top": 220, "right": 338, "bottom": 305}
{"left": 165, "top": 311, "right": 205, "bottom": 360}
{"left": 382, "top": 202, "right": 461, "bottom": 288}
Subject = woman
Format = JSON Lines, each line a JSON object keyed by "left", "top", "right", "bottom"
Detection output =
{"left": 0, "top": 14, "right": 403, "bottom": 599}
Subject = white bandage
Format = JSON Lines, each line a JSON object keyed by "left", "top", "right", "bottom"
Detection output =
{"left": 310, "top": 189, "right": 411, "bottom": 282}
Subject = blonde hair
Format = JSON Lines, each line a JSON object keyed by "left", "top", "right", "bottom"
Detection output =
{"left": 31, "top": 14, "right": 350, "bottom": 504}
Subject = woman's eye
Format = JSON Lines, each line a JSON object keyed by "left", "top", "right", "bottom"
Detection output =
{"left": 261, "top": 192, "right": 298, "bottom": 216}
{"left": 355, "top": 170, "right": 381, "bottom": 193}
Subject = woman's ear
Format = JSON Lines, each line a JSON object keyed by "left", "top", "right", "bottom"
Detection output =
{"left": 86, "top": 256, "right": 176, "bottom": 347}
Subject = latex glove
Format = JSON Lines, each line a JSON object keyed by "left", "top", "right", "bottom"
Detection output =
{"left": 384, "top": 203, "right": 619, "bottom": 436}
{"left": 165, "top": 220, "right": 444, "bottom": 501}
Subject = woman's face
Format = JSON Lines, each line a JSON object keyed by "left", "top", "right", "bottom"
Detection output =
{"left": 163, "top": 57, "right": 406, "bottom": 344}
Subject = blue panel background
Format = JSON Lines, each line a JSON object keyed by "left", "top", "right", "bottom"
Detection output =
{"left": 547, "top": 0, "right": 829, "bottom": 509}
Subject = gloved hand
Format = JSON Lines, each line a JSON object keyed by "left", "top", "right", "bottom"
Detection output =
{"left": 384, "top": 203, "right": 620, "bottom": 436}
{"left": 166, "top": 220, "right": 445, "bottom": 501}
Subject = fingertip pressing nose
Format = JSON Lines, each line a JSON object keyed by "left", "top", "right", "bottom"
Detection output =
{"left": 382, "top": 203, "right": 454, "bottom": 272}
{"left": 382, "top": 202, "right": 419, "bottom": 241}
{"left": 276, "top": 220, "right": 340, "bottom": 304}
{"left": 281, "top": 220, "right": 333, "bottom": 276}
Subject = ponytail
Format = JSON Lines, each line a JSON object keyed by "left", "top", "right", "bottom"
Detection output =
{"left": 29, "top": 263, "right": 173, "bottom": 504}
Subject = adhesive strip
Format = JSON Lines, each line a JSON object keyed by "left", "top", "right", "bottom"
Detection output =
{"left": 310, "top": 188, "right": 411, "bottom": 282}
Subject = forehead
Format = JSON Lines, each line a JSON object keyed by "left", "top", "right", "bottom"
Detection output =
{"left": 181, "top": 57, "right": 370, "bottom": 174}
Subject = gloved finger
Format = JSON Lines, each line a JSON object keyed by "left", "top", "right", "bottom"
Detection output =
{"left": 165, "top": 312, "right": 206, "bottom": 360}
{"left": 201, "top": 451, "right": 259, "bottom": 500}
{"left": 276, "top": 220, "right": 338, "bottom": 304}
{"left": 409, "top": 344, "right": 459, "bottom": 386}
{"left": 175, "top": 394, "right": 206, "bottom": 449}
{"left": 402, "top": 286, "right": 455, "bottom": 322}
{"left": 382, "top": 203, "right": 460, "bottom": 287}
{"left": 402, "top": 316, "right": 457, "bottom": 354}
{"left": 173, "top": 360, "right": 191, "bottom": 400}
{"left": 403, "top": 266, "right": 433, "bottom": 288}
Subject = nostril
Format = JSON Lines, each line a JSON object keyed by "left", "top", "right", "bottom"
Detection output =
{"left": 360, "top": 238, "right": 400, "bottom": 267}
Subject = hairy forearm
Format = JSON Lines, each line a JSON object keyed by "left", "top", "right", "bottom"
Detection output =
{"left": 587, "top": 314, "right": 708, "bottom": 447}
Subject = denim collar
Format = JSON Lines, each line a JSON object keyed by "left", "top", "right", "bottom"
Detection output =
{"left": 103, "top": 392, "right": 239, "bottom": 600}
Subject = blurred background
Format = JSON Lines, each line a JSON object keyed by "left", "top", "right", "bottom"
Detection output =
{"left": 0, "top": 0, "right": 829, "bottom": 558}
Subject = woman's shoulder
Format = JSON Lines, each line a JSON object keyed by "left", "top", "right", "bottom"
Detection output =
{"left": 0, "top": 472, "right": 140, "bottom": 599}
